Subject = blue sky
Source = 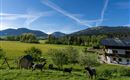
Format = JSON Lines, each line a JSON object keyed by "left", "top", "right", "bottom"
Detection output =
{"left": 0, "top": 0, "right": 130, "bottom": 34}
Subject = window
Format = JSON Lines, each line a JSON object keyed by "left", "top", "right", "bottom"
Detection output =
{"left": 127, "top": 59, "right": 129, "bottom": 62}
{"left": 113, "top": 58, "right": 116, "bottom": 61}
{"left": 118, "top": 58, "right": 122, "bottom": 62}
{"left": 112, "top": 50, "right": 118, "bottom": 54}
{"left": 126, "top": 51, "right": 130, "bottom": 54}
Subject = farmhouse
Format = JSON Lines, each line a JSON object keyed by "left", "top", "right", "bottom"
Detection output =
{"left": 99, "top": 38, "right": 130, "bottom": 65}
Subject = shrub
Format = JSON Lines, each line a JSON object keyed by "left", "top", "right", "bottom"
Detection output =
{"left": 20, "top": 33, "right": 39, "bottom": 43}
{"left": 0, "top": 48, "right": 5, "bottom": 59}
{"left": 97, "top": 65, "right": 130, "bottom": 79}
{"left": 24, "top": 47, "right": 42, "bottom": 61}
{"left": 5, "top": 36, "right": 20, "bottom": 41}
{"left": 79, "top": 52, "right": 100, "bottom": 67}
{"left": 49, "top": 49, "right": 68, "bottom": 69}
{"left": 64, "top": 46, "right": 79, "bottom": 64}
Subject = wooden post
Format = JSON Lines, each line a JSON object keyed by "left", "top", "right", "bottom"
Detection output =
{"left": 1, "top": 57, "right": 11, "bottom": 69}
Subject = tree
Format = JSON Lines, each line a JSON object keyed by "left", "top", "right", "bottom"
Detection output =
{"left": 24, "top": 47, "right": 42, "bottom": 61}
{"left": 5, "top": 36, "right": 20, "bottom": 41}
{"left": 20, "top": 33, "right": 39, "bottom": 43}
{"left": 64, "top": 46, "right": 79, "bottom": 64}
{"left": 49, "top": 49, "right": 68, "bottom": 69}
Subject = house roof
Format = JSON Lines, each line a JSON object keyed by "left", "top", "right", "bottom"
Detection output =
{"left": 100, "top": 38, "right": 130, "bottom": 47}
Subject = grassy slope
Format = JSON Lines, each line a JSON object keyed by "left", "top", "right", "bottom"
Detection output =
{"left": 0, "top": 41, "right": 130, "bottom": 80}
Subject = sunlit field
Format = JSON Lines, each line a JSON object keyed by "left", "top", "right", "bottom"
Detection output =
{"left": 0, "top": 41, "right": 130, "bottom": 80}
{"left": 0, "top": 41, "right": 84, "bottom": 58}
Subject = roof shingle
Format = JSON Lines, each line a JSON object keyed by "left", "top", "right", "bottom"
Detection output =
{"left": 101, "top": 38, "right": 130, "bottom": 47}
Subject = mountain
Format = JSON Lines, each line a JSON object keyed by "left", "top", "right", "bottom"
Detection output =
{"left": 70, "top": 26, "right": 130, "bottom": 36}
{"left": 0, "top": 28, "right": 48, "bottom": 37}
{"left": 51, "top": 32, "right": 66, "bottom": 38}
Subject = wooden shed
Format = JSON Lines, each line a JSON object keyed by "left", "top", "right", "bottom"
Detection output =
{"left": 19, "top": 55, "right": 33, "bottom": 69}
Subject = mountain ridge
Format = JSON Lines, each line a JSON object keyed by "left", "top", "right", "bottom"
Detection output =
{"left": 51, "top": 32, "right": 66, "bottom": 38}
{"left": 0, "top": 28, "right": 48, "bottom": 37}
{"left": 1, "top": 26, "right": 130, "bottom": 38}
{"left": 70, "top": 26, "right": 130, "bottom": 36}
{"left": 0, "top": 28, "right": 66, "bottom": 38}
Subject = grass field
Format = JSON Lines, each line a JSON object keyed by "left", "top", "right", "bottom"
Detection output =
{"left": 0, "top": 41, "right": 84, "bottom": 58}
{"left": 0, "top": 41, "right": 130, "bottom": 80}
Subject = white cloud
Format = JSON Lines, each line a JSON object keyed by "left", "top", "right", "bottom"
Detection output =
{"left": 0, "top": 22, "right": 19, "bottom": 30}
{"left": 123, "top": 24, "right": 130, "bottom": 26}
{"left": 0, "top": 13, "right": 36, "bottom": 20}
{"left": 24, "top": 10, "right": 53, "bottom": 27}
{"left": 0, "top": 11, "right": 54, "bottom": 28}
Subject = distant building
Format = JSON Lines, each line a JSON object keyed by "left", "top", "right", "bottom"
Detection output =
{"left": 19, "top": 55, "right": 33, "bottom": 69}
{"left": 99, "top": 38, "right": 130, "bottom": 65}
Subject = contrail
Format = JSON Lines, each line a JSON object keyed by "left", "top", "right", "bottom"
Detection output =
{"left": 24, "top": 10, "right": 43, "bottom": 27}
{"left": 96, "top": 0, "right": 109, "bottom": 26}
{"left": 41, "top": 0, "right": 92, "bottom": 27}
{"left": 24, "top": 10, "right": 53, "bottom": 27}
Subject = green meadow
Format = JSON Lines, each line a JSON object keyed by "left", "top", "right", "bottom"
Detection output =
{"left": 0, "top": 41, "right": 84, "bottom": 58}
{"left": 0, "top": 41, "right": 130, "bottom": 80}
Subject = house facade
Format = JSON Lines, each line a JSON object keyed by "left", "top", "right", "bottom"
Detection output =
{"left": 99, "top": 38, "right": 130, "bottom": 65}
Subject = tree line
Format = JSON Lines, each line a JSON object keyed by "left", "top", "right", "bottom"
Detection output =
{"left": 46, "top": 34, "right": 130, "bottom": 47}
{"left": 0, "top": 33, "right": 39, "bottom": 43}
{"left": 46, "top": 35, "right": 107, "bottom": 47}
{"left": 1, "top": 32, "right": 130, "bottom": 46}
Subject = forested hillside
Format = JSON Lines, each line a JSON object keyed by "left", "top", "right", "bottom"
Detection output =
{"left": 46, "top": 26, "right": 130, "bottom": 47}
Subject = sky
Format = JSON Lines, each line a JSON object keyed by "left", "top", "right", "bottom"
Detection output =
{"left": 0, "top": 0, "right": 130, "bottom": 34}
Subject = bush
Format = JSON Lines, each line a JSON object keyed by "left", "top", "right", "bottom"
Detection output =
{"left": 5, "top": 36, "right": 20, "bottom": 41}
{"left": 24, "top": 47, "right": 42, "bottom": 61}
{"left": 64, "top": 46, "right": 79, "bottom": 64}
{"left": 97, "top": 65, "right": 130, "bottom": 79}
{"left": 48, "top": 49, "right": 68, "bottom": 69}
{"left": 0, "top": 48, "right": 5, "bottom": 59}
{"left": 20, "top": 33, "right": 39, "bottom": 43}
{"left": 79, "top": 52, "right": 100, "bottom": 67}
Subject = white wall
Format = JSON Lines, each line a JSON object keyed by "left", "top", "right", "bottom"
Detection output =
{"left": 119, "top": 58, "right": 127, "bottom": 64}
{"left": 117, "top": 49, "right": 125, "bottom": 54}
{"left": 106, "top": 49, "right": 112, "bottom": 54}
{"left": 106, "top": 49, "right": 126, "bottom": 54}
{"left": 99, "top": 48, "right": 130, "bottom": 65}
{"left": 106, "top": 56, "right": 130, "bottom": 65}
{"left": 106, "top": 56, "right": 112, "bottom": 63}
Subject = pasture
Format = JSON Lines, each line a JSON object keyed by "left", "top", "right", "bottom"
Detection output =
{"left": 0, "top": 41, "right": 84, "bottom": 58}
{"left": 0, "top": 41, "right": 130, "bottom": 80}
